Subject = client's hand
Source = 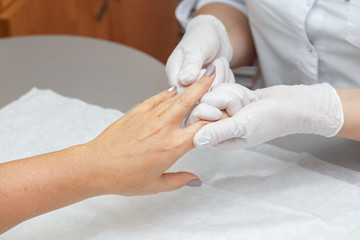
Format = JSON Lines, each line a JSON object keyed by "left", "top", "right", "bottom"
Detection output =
{"left": 85, "top": 66, "right": 216, "bottom": 196}
{"left": 0, "top": 65, "right": 216, "bottom": 233}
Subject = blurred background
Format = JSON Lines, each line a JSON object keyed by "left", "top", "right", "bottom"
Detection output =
{"left": 0, "top": 0, "right": 180, "bottom": 63}
{"left": 0, "top": 0, "right": 254, "bottom": 85}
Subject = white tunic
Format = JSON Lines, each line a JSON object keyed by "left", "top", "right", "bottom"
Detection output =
{"left": 176, "top": 0, "right": 360, "bottom": 88}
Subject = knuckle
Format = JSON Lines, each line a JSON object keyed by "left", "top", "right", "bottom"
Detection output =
{"left": 143, "top": 92, "right": 166, "bottom": 108}
{"left": 176, "top": 95, "right": 193, "bottom": 107}
{"left": 142, "top": 98, "right": 157, "bottom": 108}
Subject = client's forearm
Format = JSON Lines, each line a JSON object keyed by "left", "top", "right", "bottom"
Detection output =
{"left": 0, "top": 146, "right": 95, "bottom": 233}
{"left": 194, "top": 3, "right": 256, "bottom": 68}
{"left": 336, "top": 88, "right": 360, "bottom": 141}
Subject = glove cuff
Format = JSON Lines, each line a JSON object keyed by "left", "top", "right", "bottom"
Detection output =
{"left": 303, "top": 83, "right": 344, "bottom": 137}
{"left": 186, "top": 15, "right": 233, "bottom": 62}
{"left": 321, "top": 83, "right": 344, "bottom": 137}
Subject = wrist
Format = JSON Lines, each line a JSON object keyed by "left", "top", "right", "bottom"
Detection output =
{"left": 65, "top": 144, "right": 107, "bottom": 196}
{"left": 194, "top": 3, "right": 256, "bottom": 67}
{"left": 335, "top": 88, "right": 360, "bottom": 141}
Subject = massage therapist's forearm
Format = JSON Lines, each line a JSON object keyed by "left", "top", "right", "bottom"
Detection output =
{"left": 336, "top": 88, "right": 360, "bottom": 141}
{"left": 194, "top": 3, "right": 256, "bottom": 68}
{"left": 0, "top": 146, "right": 97, "bottom": 233}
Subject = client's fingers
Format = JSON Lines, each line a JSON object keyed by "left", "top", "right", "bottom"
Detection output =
{"left": 132, "top": 86, "right": 177, "bottom": 113}
{"left": 163, "top": 65, "right": 216, "bottom": 122}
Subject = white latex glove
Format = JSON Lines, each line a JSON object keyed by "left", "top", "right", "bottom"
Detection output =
{"left": 188, "top": 83, "right": 344, "bottom": 150}
{"left": 166, "top": 15, "right": 234, "bottom": 93}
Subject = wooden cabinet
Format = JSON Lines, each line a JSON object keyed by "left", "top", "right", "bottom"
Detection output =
{"left": 0, "top": 0, "right": 180, "bottom": 63}
{"left": 0, "top": 0, "right": 14, "bottom": 9}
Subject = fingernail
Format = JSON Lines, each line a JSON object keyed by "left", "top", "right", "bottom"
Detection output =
{"left": 167, "top": 85, "right": 177, "bottom": 92}
{"left": 187, "top": 179, "right": 202, "bottom": 187}
{"left": 205, "top": 64, "right": 216, "bottom": 77}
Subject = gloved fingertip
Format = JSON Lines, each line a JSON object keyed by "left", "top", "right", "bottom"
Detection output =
{"left": 178, "top": 72, "right": 196, "bottom": 85}
{"left": 193, "top": 133, "right": 211, "bottom": 148}
{"left": 213, "top": 109, "right": 223, "bottom": 120}
{"left": 175, "top": 85, "right": 187, "bottom": 95}
{"left": 178, "top": 67, "right": 202, "bottom": 85}
{"left": 196, "top": 103, "right": 223, "bottom": 120}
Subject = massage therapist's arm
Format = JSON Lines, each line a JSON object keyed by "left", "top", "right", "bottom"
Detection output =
{"left": 194, "top": 3, "right": 256, "bottom": 68}
{"left": 336, "top": 88, "right": 360, "bottom": 141}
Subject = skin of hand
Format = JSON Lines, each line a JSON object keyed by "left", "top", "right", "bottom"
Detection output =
{"left": 187, "top": 83, "right": 347, "bottom": 150}
{"left": 0, "top": 68, "right": 216, "bottom": 233}
{"left": 165, "top": 3, "right": 256, "bottom": 93}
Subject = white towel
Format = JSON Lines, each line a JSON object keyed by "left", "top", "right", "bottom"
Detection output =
{"left": 1, "top": 88, "right": 360, "bottom": 240}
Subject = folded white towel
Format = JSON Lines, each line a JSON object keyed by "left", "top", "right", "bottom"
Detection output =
{"left": 1, "top": 88, "right": 360, "bottom": 240}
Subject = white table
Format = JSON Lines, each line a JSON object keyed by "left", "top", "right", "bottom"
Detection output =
{"left": 1, "top": 35, "right": 359, "bottom": 170}
{"left": 0, "top": 35, "right": 168, "bottom": 111}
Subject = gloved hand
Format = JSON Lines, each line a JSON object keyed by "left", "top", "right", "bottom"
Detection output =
{"left": 187, "top": 83, "right": 344, "bottom": 150}
{"left": 166, "top": 15, "right": 234, "bottom": 93}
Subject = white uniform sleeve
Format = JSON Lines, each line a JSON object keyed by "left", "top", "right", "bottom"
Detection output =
{"left": 176, "top": 0, "right": 247, "bottom": 29}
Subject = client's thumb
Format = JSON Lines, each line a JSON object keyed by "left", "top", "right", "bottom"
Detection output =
{"left": 159, "top": 172, "right": 201, "bottom": 192}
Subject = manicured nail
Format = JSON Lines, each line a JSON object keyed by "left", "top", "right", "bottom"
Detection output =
{"left": 167, "top": 85, "right": 177, "bottom": 92}
{"left": 205, "top": 64, "right": 216, "bottom": 77}
{"left": 187, "top": 179, "right": 202, "bottom": 187}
